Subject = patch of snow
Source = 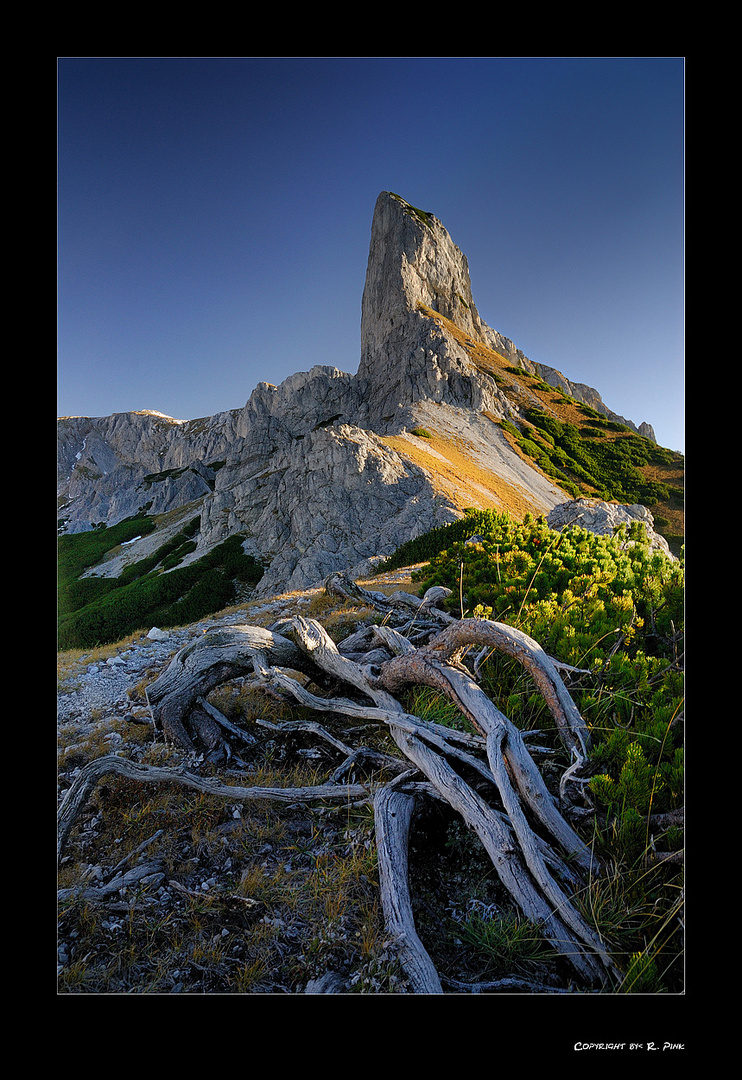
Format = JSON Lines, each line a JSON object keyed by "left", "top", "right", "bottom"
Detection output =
{"left": 139, "top": 410, "right": 185, "bottom": 424}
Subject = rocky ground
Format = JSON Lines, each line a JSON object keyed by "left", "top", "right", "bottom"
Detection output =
{"left": 59, "top": 566, "right": 488, "bottom": 995}
{"left": 57, "top": 567, "right": 417, "bottom": 735}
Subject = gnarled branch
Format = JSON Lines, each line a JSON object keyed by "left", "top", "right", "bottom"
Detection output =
{"left": 62, "top": 578, "right": 624, "bottom": 991}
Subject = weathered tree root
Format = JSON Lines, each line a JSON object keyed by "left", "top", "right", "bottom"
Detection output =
{"left": 57, "top": 753, "right": 369, "bottom": 863}
{"left": 59, "top": 575, "right": 625, "bottom": 991}
{"left": 374, "top": 787, "right": 443, "bottom": 993}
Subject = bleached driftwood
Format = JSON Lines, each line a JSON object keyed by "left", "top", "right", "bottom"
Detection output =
{"left": 59, "top": 575, "right": 624, "bottom": 991}
{"left": 57, "top": 753, "right": 369, "bottom": 862}
{"left": 144, "top": 624, "right": 311, "bottom": 756}
{"left": 373, "top": 787, "right": 443, "bottom": 994}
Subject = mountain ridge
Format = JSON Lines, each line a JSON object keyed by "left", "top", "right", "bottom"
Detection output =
{"left": 58, "top": 192, "right": 680, "bottom": 597}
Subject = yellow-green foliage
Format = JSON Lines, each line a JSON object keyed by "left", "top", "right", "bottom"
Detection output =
{"left": 414, "top": 512, "right": 683, "bottom": 813}
{"left": 407, "top": 510, "right": 684, "bottom": 989}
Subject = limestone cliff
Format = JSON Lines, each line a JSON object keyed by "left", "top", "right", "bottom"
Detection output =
{"left": 57, "top": 192, "right": 661, "bottom": 594}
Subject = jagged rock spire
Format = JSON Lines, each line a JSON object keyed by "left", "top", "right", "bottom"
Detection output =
{"left": 58, "top": 192, "right": 662, "bottom": 594}
{"left": 359, "top": 192, "right": 485, "bottom": 382}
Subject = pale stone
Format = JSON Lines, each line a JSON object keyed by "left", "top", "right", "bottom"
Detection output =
{"left": 546, "top": 499, "right": 675, "bottom": 559}
{"left": 58, "top": 191, "right": 663, "bottom": 594}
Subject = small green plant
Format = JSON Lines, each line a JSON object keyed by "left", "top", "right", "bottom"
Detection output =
{"left": 455, "top": 909, "right": 551, "bottom": 975}
{"left": 621, "top": 952, "right": 664, "bottom": 993}
{"left": 402, "top": 685, "right": 475, "bottom": 734}
{"left": 389, "top": 192, "right": 434, "bottom": 227}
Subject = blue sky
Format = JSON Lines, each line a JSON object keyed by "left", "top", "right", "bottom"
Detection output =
{"left": 57, "top": 57, "right": 685, "bottom": 452}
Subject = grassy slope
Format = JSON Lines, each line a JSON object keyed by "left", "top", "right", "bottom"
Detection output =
{"left": 414, "top": 305, "right": 684, "bottom": 548}
{"left": 58, "top": 514, "right": 263, "bottom": 650}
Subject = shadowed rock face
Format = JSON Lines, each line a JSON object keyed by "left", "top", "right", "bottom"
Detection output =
{"left": 57, "top": 192, "right": 656, "bottom": 592}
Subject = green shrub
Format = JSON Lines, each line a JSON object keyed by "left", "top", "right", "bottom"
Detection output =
{"left": 378, "top": 509, "right": 509, "bottom": 572}
{"left": 512, "top": 408, "right": 681, "bottom": 506}
{"left": 58, "top": 522, "right": 264, "bottom": 650}
{"left": 389, "top": 510, "right": 684, "bottom": 989}
{"left": 455, "top": 911, "right": 551, "bottom": 976}
{"left": 406, "top": 511, "right": 684, "bottom": 827}
{"left": 499, "top": 419, "right": 522, "bottom": 439}
{"left": 163, "top": 567, "right": 235, "bottom": 625}
{"left": 57, "top": 514, "right": 156, "bottom": 584}
{"left": 117, "top": 518, "right": 202, "bottom": 585}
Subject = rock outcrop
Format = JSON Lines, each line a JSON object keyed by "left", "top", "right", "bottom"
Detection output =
{"left": 58, "top": 192, "right": 662, "bottom": 593}
{"left": 546, "top": 499, "right": 674, "bottom": 559}
{"left": 57, "top": 408, "right": 242, "bottom": 528}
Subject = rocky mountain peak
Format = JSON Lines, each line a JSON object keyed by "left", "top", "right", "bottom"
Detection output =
{"left": 359, "top": 192, "right": 486, "bottom": 376}
{"left": 58, "top": 192, "right": 672, "bottom": 595}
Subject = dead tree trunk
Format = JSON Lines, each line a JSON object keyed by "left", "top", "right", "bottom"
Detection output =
{"left": 144, "top": 624, "right": 313, "bottom": 758}
{"left": 373, "top": 787, "right": 443, "bottom": 994}
{"left": 59, "top": 575, "right": 622, "bottom": 991}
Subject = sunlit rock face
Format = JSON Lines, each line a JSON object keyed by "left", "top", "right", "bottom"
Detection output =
{"left": 58, "top": 191, "right": 656, "bottom": 591}
{"left": 546, "top": 499, "right": 675, "bottom": 559}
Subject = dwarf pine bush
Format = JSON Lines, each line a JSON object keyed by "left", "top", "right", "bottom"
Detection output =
{"left": 58, "top": 520, "right": 264, "bottom": 650}
{"left": 404, "top": 510, "right": 684, "bottom": 986}
{"left": 500, "top": 410, "right": 681, "bottom": 508}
